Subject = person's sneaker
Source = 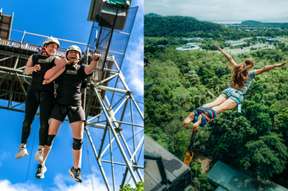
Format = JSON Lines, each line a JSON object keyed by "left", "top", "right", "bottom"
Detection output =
{"left": 35, "top": 164, "right": 47, "bottom": 179}
{"left": 35, "top": 146, "right": 44, "bottom": 162}
{"left": 16, "top": 144, "right": 29, "bottom": 159}
{"left": 69, "top": 167, "right": 82, "bottom": 183}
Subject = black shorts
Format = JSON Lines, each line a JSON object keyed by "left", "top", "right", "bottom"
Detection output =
{"left": 50, "top": 103, "right": 85, "bottom": 123}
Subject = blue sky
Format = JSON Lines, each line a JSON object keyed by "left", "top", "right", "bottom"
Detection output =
{"left": 0, "top": 0, "right": 143, "bottom": 190}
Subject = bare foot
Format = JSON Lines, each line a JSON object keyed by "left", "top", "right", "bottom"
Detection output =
{"left": 183, "top": 112, "right": 195, "bottom": 128}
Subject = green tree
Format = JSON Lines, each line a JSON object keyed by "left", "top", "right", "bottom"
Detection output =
{"left": 240, "top": 133, "right": 288, "bottom": 180}
{"left": 120, "top": 182, "right": 144, "bottom": 191}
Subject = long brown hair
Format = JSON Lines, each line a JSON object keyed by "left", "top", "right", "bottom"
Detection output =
{"left": 231, "top": 59, "right": 254, "bottom": 89}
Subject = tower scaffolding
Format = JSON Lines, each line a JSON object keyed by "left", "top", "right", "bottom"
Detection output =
{"left": 84, "top": 1, "right": 143, "bottom": 190}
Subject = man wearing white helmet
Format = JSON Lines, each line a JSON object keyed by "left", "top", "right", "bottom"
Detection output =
{"left": 16, "top": 37, "right": 66, "bottom": 165}
{"left": 36, "top": 45, "right": 100, "bottom": 182}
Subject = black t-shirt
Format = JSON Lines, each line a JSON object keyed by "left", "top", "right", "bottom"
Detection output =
{"left": 31, "top": 54, "right": 55, "bottom": 92}
{"left": 55, "top": 64, "right": 90, "bottom": 106}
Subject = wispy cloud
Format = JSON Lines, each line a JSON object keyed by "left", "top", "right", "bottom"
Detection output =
{"left": 0, "top": 180, "right": 43, "bottom": 191}
{"left": 125, "top": 38, "right": 144, "bottom": 96}
{"left": 53, "top": 174, "right": 107, "bottom": 191}
{"left": 0, "top": 174, "right": 107, "bottom": 191}
{"left": 121, "top": 0, "right": 144, "bottom": 97}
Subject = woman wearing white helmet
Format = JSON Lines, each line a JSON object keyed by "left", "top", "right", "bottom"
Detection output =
{"left": 16, "top": 37, "right": 66, "bottom": 166}
{"left": 36, "top": 45, "right": 100, "bottom": 182}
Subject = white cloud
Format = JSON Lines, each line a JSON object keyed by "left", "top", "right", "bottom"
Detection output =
{"left": 121, "top": 0, "right": 144, "bottom": 97}
{"left": 125, "top": 38, "right": 144, "bottom": 96}
{"left": 0, "top": 180, "right": 43, "bottom": 191}
{"left": 53, "top": 174, "right": 107, "bottom": 191}
{"left": 0, "top": 174, "right": 108, "bottom": 191}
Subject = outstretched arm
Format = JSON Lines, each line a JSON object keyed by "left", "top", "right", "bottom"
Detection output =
{"left": 84, "top": 53, "right": 101, "bottom": 75}
{"left": 216, "top": 46, "right": 238, "bottom": 69}
{"left": 255, "top": 62, "right": 286, "bottom": 75}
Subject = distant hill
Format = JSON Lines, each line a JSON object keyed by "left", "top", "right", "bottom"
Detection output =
{"left": 144, "top": 13, "right": 225, "bottom": 37}
{"left": 240, "top": 20, "right": 288, "bottom": 28}
{"left": 144, "top": 14, "right": 288, "bottom": 39}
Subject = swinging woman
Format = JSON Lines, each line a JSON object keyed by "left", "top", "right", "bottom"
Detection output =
{"left": 183, "top": 46, "right": 286, "bottom": 130}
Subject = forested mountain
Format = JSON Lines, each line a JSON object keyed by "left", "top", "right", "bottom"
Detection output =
{"left": 240, "top": 20, "right": 288, "bottom": 28}
{"left": 144, "top": 13, "right": 226, "bottom": 37}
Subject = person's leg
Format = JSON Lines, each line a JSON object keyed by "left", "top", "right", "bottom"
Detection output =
{"left": 36, "top": 119, "right": 62, "bottom": 179}
{"left": 42, "top": 119, "right": 62, "bottom": 162}
{"left": 42, "top": 104, "right": 66, "bottom": 163}
{"left": 16, "top": 89, "right": 39, "bottom": 159}
{"left": 202, "top": 94, "right": 227, "bottom": 108}
{"left": 42, "top": 103, "right": 67, "bottom": 159}
{"left": 36, "top": 91, "right": 54, "bottom": 161}
{"left": 39, "top": 92, "right": 54, "bottom": 146}
{"left": 36, "top": 103, "right": 66, "bottom": 179}
{"left": 183, "top": 95, "right": 227, "bottom": 128}
{"left": 189, "top": 98, "right": 237, "bottom": 128}
{"left": 212, "top": 98, "right": 238, "bottom": 114}
{"left": 70, "top": 121, "right": 84, "bottom": 169}
{"left": 68, "top": 106, "right": 85, "bottom": 183}
{"left": 20, "top": 89, "right": 39, "bottom": 144}
{"left": 69, "top": 121, "right": 84, "bottom": 183}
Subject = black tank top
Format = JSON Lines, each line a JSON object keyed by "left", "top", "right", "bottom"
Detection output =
{"left": 55, "top": 64, "right": 90, "bottom": 106}
{"left": 31, "top": 54, "right": 56, "bottom": 92}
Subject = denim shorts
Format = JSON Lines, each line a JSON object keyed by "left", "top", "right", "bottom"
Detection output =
{"left": 222, "top": 87, "right": 244, "bottom": 105}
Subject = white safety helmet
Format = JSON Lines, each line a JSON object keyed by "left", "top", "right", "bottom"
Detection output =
{"left": 66, "top": 45, "right": 82, "bottom": 57}
{"left": 43, "top": 37, "right": 60, "bottom": 48}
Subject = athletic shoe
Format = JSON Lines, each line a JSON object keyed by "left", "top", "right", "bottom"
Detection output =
{"left": 35, "top": 146, "right": 44, "bottom": 162}
{"left": 35, "top": 164, "right": 47, "bottom": 179}
{"left": 16, "top": 144, "right": 29, "bottom": 159}
{"left": 69, "top": 167, "right": 82, "bottom": 183}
